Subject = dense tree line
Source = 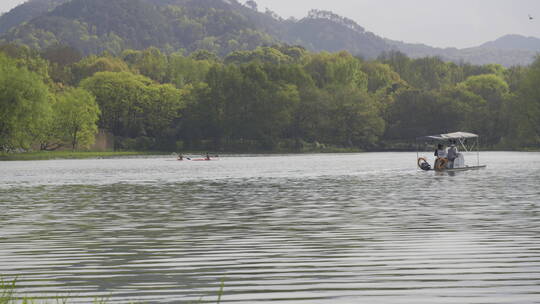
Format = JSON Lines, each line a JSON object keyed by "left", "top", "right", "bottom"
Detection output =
{"left": 1, "top": 43, "right": 540, "bottom": 153}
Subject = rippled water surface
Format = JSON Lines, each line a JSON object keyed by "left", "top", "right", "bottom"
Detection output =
{"left": 1, "top": 152, "right": 540, "bottom": 303}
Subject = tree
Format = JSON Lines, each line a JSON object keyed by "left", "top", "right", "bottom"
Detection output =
{"left": 0, "top": 53, "right": 51, "bottom": 151}
{"left": 304, "top": 51, "right": 368, "bottom": 91}
{"left": 460, "top": 74, "right": 510, "bottom": 145}
{"left": 361, "top": 61, "right": 404, "bottom": 94}
{"left": 225, "top": 47, "right": 293, "bottom": 65}
{"left": 326, "top": 85, "right": 384, "bottom": 147}
{"left": 80, "top": 71, "right": 185, "bottom": 150}
{"left": 122, "top": 47, "right": 168, "bottom": 83}
{"left": 141, "top": 83, "right": 186, "bottom": 147}
{"left": 71, "top": 54, "right": 130, "bottom": 84}
{"left": 165, "top": 52, "right": 213, "bottom": 88}
{"left": 80, "top": 71, "right": 152, "bottom": 142}
{"left": 385, "top": 89, "right": 444, "bottom": 140}
{"left": 53, "top": 88, "right": 100, "bottom": 150}
{"left": 289, "top": 87, "right": 331, "bottom": 147}
{"left": 41, "top": 44, "right": 82, "bottom": 66}
{"left": 189, "top": 49, "right": 219, "bottom": 61}
{"left": 511, "top": 56, "right": 540, "bottom": 147}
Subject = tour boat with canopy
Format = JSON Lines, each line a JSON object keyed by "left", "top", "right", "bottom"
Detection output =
{"left": 416, "top": 132, "right": 487, "bottom": 172}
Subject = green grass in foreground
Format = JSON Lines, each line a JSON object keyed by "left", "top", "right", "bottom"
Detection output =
{"left": 1, "top": 278, "right": 225, "bottom": 304}
{"left": 0, "top": 151, "right": 167, "bottom": 161}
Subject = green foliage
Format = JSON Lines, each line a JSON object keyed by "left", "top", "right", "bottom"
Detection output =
{"left": 0, "top": 43, "right": 52, "bottom": 82}
{"left": 361, "top": 61, "right": 404, "bottom": 93}
{"left": 52, "top": 87, "right": 101, "bottom": 150}
{"left": 0, "top": 52, "right": 51, "bottom": 151}
{"left": 1, "top": 0, "right": 277, "bottom": 56}
{"left": 1, "top": 38, "right": 540, "bottom": 153}
{"left": 142, "top": 83, "right": 186, "bottom": 146}
{"left": 80, "top": 71, "right": 153, "bottom": 138}
{"left": 165, "top": 52, "right": 213, "bottom": 88}
{"left": 71, "top": 54, "right": 130, "bottom": 84}
{"left": 183, "top": 62, "right": 300, "bottom": 150}
{"left": 509, "top": 56, "right": 540, "bottom": 147}
{"left": 225, "top": 46, "right": 295, "bottom": 65}
{"left": 121, "top": 47, "right": 168, "bottom": 82}
{"left": 325, "top": 85, "right": 385, "bottom": 147}
{"left": 380, "top": 51, "right": 464, "bottom": 90}
{"left": 80, "top": 71, "right": 185, "bottom": 150}
{"left": 459, "top": 74, "right": 510, "bottom": 145}
{"left": 304, "top": 51, "right": 368, "bottom": 90}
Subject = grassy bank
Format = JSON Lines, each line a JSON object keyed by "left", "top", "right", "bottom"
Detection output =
{"left": 0, "top": 151, "right": 168, "bottom": 161}
{"left": 1, "top": 278, "right": 225, "bottom": 304}
{"left": 1, "top": 278, "right": 115, "bottom": 304}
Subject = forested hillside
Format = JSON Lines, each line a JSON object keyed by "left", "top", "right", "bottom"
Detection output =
{"left": 2, "top": 42, "right": 540, "bottom": 153}
{"left": 0, "top": 0, "right": 69, "bottom": 34}
{"left": 282, "top": 10, "right": 392, "bottom": 59}
{"left": 1, "top": 0, "right": 539, "bottom": 65}
{"left": 0, "top": 0, "right": 278, "bottom": 56}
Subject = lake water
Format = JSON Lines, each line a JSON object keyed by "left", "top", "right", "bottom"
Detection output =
{"left": 1, "top": 152, "right": 540, "bottom": 304}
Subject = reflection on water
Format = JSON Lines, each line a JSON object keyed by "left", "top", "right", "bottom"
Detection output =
{"left": 1, "top": 152, "right": 540, "bottom": 303}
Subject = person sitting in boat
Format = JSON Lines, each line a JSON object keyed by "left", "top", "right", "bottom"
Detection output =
{"left": 447, "top": 143, "right": 458, "bottom": 168}
{"left": 434, "top": 144, "right": 446, "bottom": 158}
{"left": 434, "top": 144, "right": 447, "bottom": 168}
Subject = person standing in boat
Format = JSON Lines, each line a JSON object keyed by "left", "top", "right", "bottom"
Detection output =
{"left": 447, "top": 143, "right": 458, "bottom": 168}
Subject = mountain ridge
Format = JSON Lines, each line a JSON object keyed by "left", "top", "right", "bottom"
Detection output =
{"left": 1, "top": 0, "right": 539, "bottom": 66}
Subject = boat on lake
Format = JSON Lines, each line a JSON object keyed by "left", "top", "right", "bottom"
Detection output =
{"left": 176, "top": 154, "right": 218, "bottom": 161}
{"left": 416, "top": 132, "right": 487, "bottom": 172}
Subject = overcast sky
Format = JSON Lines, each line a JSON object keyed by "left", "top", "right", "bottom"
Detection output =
{"left": 1, "top": 0, "right": 539, "bottom": 48}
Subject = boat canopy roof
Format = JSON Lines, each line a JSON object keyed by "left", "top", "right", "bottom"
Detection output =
{"left": 416, "top": 132, "right": 478, "bottom": 141}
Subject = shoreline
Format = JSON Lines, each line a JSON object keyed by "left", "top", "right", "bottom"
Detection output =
{"left": 1, "top": 149, "right": 539, "bottom": 161}
{"left": 0, "top": 151, "right": 168, "bottom": 161}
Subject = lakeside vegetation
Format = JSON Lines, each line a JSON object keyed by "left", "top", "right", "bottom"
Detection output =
{"left": 1, "top": 41, "right": 540, "bottom": 154}
{"left": 0, "top": 277, "right": 224, "bottom": 304}
{"left": 0, "top": 151, "right": 168, "bottom": 161}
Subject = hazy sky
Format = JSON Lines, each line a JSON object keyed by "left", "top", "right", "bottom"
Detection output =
{"left": 1, "top": 0, "right": 539, "bottom": 48}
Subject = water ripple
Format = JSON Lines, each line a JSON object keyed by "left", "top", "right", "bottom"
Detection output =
{"left": 1, "top": 152, "right": 540, "bottom": 303}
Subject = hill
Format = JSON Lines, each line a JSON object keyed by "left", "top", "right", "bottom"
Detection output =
{"left": 278, "top": 10, "right": 392, "bottom": 59}
{"left": 0, "top": 0, "right": 69, "bottom": 34}
{"left": 0, "top": 0, "right": 538, "bottom": 66}
{"left": 0, "top": 0, "right": 278, "bottom": 55}
{"left": 388, "top": 37, "right": 539, "bottom": 67}
{"left": 480, "top": 34, "right": 540, "bottom": 51}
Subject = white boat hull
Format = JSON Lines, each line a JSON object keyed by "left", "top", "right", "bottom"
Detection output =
{"left": 430, "top": 165, "right": 487, "bottom": 172}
